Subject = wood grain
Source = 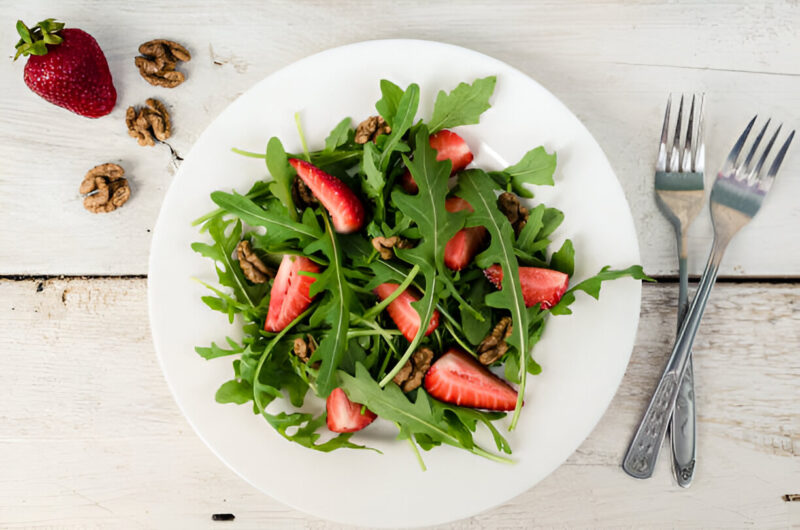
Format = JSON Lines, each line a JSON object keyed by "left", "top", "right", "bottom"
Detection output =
{"left": 0, "top": 278, "right": 797, "bottom": 528}
{"left": 0, "top": 0, "right": 798, "bottom": 276}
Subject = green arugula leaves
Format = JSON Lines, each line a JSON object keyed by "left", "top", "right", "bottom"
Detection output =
{"left": 191, "top": 75, "right": 650, "bottom": 464}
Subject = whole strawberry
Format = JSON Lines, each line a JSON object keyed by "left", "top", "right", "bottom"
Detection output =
{"left": 14, "top": 19, "right": 116, "bottom": 118}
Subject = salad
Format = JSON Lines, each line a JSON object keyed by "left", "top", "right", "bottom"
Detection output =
{"left": 192, "top": 76, "right": 649, "bottom": 467}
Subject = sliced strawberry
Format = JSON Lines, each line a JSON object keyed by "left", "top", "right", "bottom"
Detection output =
{"left": 326, "top": 387, "right": 377, "bottom": 433}
{"left": 373, "top": 283, "right": 440, "bottom": 342}
{"left": 444, "top": 197, "right": 487, "bottom": 271}
{"left": 424, "top": 347, "right": 518, "bottom": 411}
{"left": 400, "top": 129, "right": 474, "bottom": 193}
{"left": 288, "top": 158, "right": 365, "bottom": 233}
{"left": 264, "top": 255, "right": 320, "bottom": 332}
{"left": 484, "top": 265, "right": 569, "bottom": 309}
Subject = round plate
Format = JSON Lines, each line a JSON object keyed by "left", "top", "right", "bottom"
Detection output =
{"left": 149, "top": 39, "right": 641, "bottom": 527}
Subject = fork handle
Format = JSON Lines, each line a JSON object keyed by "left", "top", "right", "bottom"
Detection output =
{"left": 623, "top": 240, "right": 724, "bottom": 479}
{"left": 670, "top": 256, "right": 696, "bottom": 487}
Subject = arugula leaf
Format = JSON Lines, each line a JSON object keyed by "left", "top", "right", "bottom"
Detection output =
{"left": 339, "top": 364, "right": 511, "bottom": 463}
{"left": 195, "top": 336, "right": 245, "bottom": 360}
{"left": 456, "top": 169, "right": 529, "bottom": 430}
{"left": 385, "top": 126, "right": 464, "bottom": 385}
{"left": 266, "top": 137, "right": 297, "bottom": 220}
{"left": 215, "top": 379, "right": 253, "bottom": 404}
{"left": 428, "top": 76, "right": 496, "bottom": 133}
{"left": 210, "top": 191, "right": 320, "bottom": 246}
{"left": 550, "top": 265, "right": 655, "bottom": 315}
{"left": 262, "top": 410, "right": 375, "bottom": 453}
{"left": 431, "top": 400, "right": 511, "bottom": 454}
{"left": 461, "top": 280, "right": 492, "bottom": 345}
{"left": 550, "top": 239, "right": 575, "bottom": 276}
{"left": 361, "top": 141, "right": 387, "bottom": 224}
{"left": 191, "top": 217, "right": 266, "bottom": 309}
{"left": 379, "top": 83, "right": 419, "bottom": 171}
{"left": 303, "top": 214, "right": 353, "bottom": 397}
{"left": 490, "top": 147, "right": 557, "bottom": 198}
{"left": 324, "top": 117, "right": 352, "bottom": 153}
{"left": 375, "top": 79, "right": 404, "bottom": 127}
{"left": 540, "top": 207, "right": 564, "bottom": 240}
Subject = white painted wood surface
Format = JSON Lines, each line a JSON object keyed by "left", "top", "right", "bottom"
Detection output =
{"left": 0, "top": 0, "right": 799, "bottom": 276}
{"left": 1, "top": 278, "right": 798, "bottom": 528}
{"left": 1, "top": 1, "right": 799, "bottom": 528}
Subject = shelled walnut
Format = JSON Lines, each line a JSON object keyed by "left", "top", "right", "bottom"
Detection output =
{"left": 126, "top": 98, "right": 171, "bottom": 147}
{"left": 135, "top": 39, "right": 191, "bottom": 88}
{"left": 79, "top": 163, "right": 130, "bottom": 214}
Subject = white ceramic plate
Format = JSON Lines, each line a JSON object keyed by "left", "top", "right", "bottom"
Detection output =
{"left": 149, "top": 39, "right": 641, "bottom": 527}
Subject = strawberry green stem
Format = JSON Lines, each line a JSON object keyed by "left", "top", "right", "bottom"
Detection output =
{"left": 14, "top": 19, "right": 64, "bottom": 60}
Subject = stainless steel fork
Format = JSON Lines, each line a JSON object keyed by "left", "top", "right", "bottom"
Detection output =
{"left": 623, "top": 116, "right": 795, "bottom": 480}
{"left": 652, "top": 94, "right": 705, "bottom": 487}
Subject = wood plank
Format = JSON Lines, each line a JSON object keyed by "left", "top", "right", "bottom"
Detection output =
{"left": 0, "top": 278, "right": 797, "bottom": 528}
{"left": 0, "top": 1, "right": 799, "bottom": 276}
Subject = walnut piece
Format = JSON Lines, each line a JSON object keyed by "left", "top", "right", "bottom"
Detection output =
{"left": 126, "top": 98, "right": 171, "bottom": 147}
{"left": 236, "top": 240, "right": 274, "bottom": 284}
{"left": 393, "top": 347, "right": 434, "bottom": 392}
{"left": 79, "top": 163, "right": 130, "bottom": 214}
{"left": 135, "top": 39, "right": 191, "bottom": 88}
{"left": 291, "top": 176, "right": 318, "bottom": 210}
{"left": 371, "top": 236, "right": 413, "bottom": 260}
{"left": 355, "top": 115, "right": 391, "bottom": 144}
{"left": 498, "top": 192, "right": 529, "bottom": 235}
{"left": 293, "top": 334, "right": 319, "bottom": 364}
{"left": 477, "top": 316, "right": 513, "bottom": 365}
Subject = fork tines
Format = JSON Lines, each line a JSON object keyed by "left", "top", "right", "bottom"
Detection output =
{"left": 722, "top": 116, "right": 795, "bottom": 192}
{"left": 658, "top": 94, "right": 705, "bottom": 173}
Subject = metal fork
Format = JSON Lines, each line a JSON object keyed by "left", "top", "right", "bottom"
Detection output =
{"left": 623, "top": 116, "right": 795, "bottom": 480}
{"left": 651, "top": 94, "right": 705, "bottom": 487}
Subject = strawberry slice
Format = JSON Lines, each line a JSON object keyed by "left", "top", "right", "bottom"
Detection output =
{"left": 288, "top": 158, "right": 365, "bottom": 233}
{"left": 484, "top": 265, "right": 569, "bottom": 309}
{"left": 326, "top": 387, "right": 377, "bottom": 433}
{"left": 400, "top": 129, "right": 474, "bottom": 193}
{"left": 444, "top": 197, "right": 488, "bottom": 271}
{"left": 264, "top": 255, "right": 320, "bottom": 332}
{"left": 424, "top": 347, "right": 518, "bottom": 411}
{"left": 373, "top": 283, "right": 440, "bottom": 342}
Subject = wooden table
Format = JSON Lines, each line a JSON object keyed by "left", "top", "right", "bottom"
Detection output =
{"left": 1, "top": 1, "right": 798, "bottom": 528}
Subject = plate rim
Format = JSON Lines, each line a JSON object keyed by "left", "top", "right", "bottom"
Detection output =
{"left": 148, "top": 38, "right": 641, "bottom": 527}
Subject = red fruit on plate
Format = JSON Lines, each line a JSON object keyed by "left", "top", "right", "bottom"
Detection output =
{"left": 373, "top": 283, "right": 440, "bottom": 342}
{"left": 400, "top": 129, "right": 474, "bottom": 193}
{"left": 288, "top": 158, "right": 365, "bottom": 233}
{"left": 484, "top": 265, "right": 569, "bottom": 309}
{"left": 14, "top": 19, "right": 116, "bottom": 118}
{"left": 326, "top": 387, "right": 377, "bottom": 433}
{"left": 444, "top": 197, "right": 488, "bottom": 271}
{"left": 264, "top": 255, "right": 320, "bottom": 332}
{"left": 424, "top": 347, "right": 518, "bottom": 411}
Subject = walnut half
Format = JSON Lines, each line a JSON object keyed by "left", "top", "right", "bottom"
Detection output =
{"left": 497, "top": 192, "right": 529, "bottom": 235}
{"left": 126, "top": 98, "right": 171, "bottom": 147}
{"left": 371, "top": 236, "right": 414, "bottom": 260}
{"left": 393, "top": 347, "right": 434, "bottom": 392}
{"left": 477, "top": 316, "right": 513, "bottom": 365}
{"left": 236, "top": 240, "right": 274, "bottom": 284}
{"left": 79, "top": 163, "right": 130, "bottom": 214}
{"left": 135, "top": 39, "right": 191, "bottom": 88}
{"left": 355, "top": 115, "right": 391, "bottom": 144}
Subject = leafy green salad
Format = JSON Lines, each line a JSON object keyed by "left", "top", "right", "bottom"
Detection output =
{"left": 192, "top": 76, "right": 649, "bottom": 467}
